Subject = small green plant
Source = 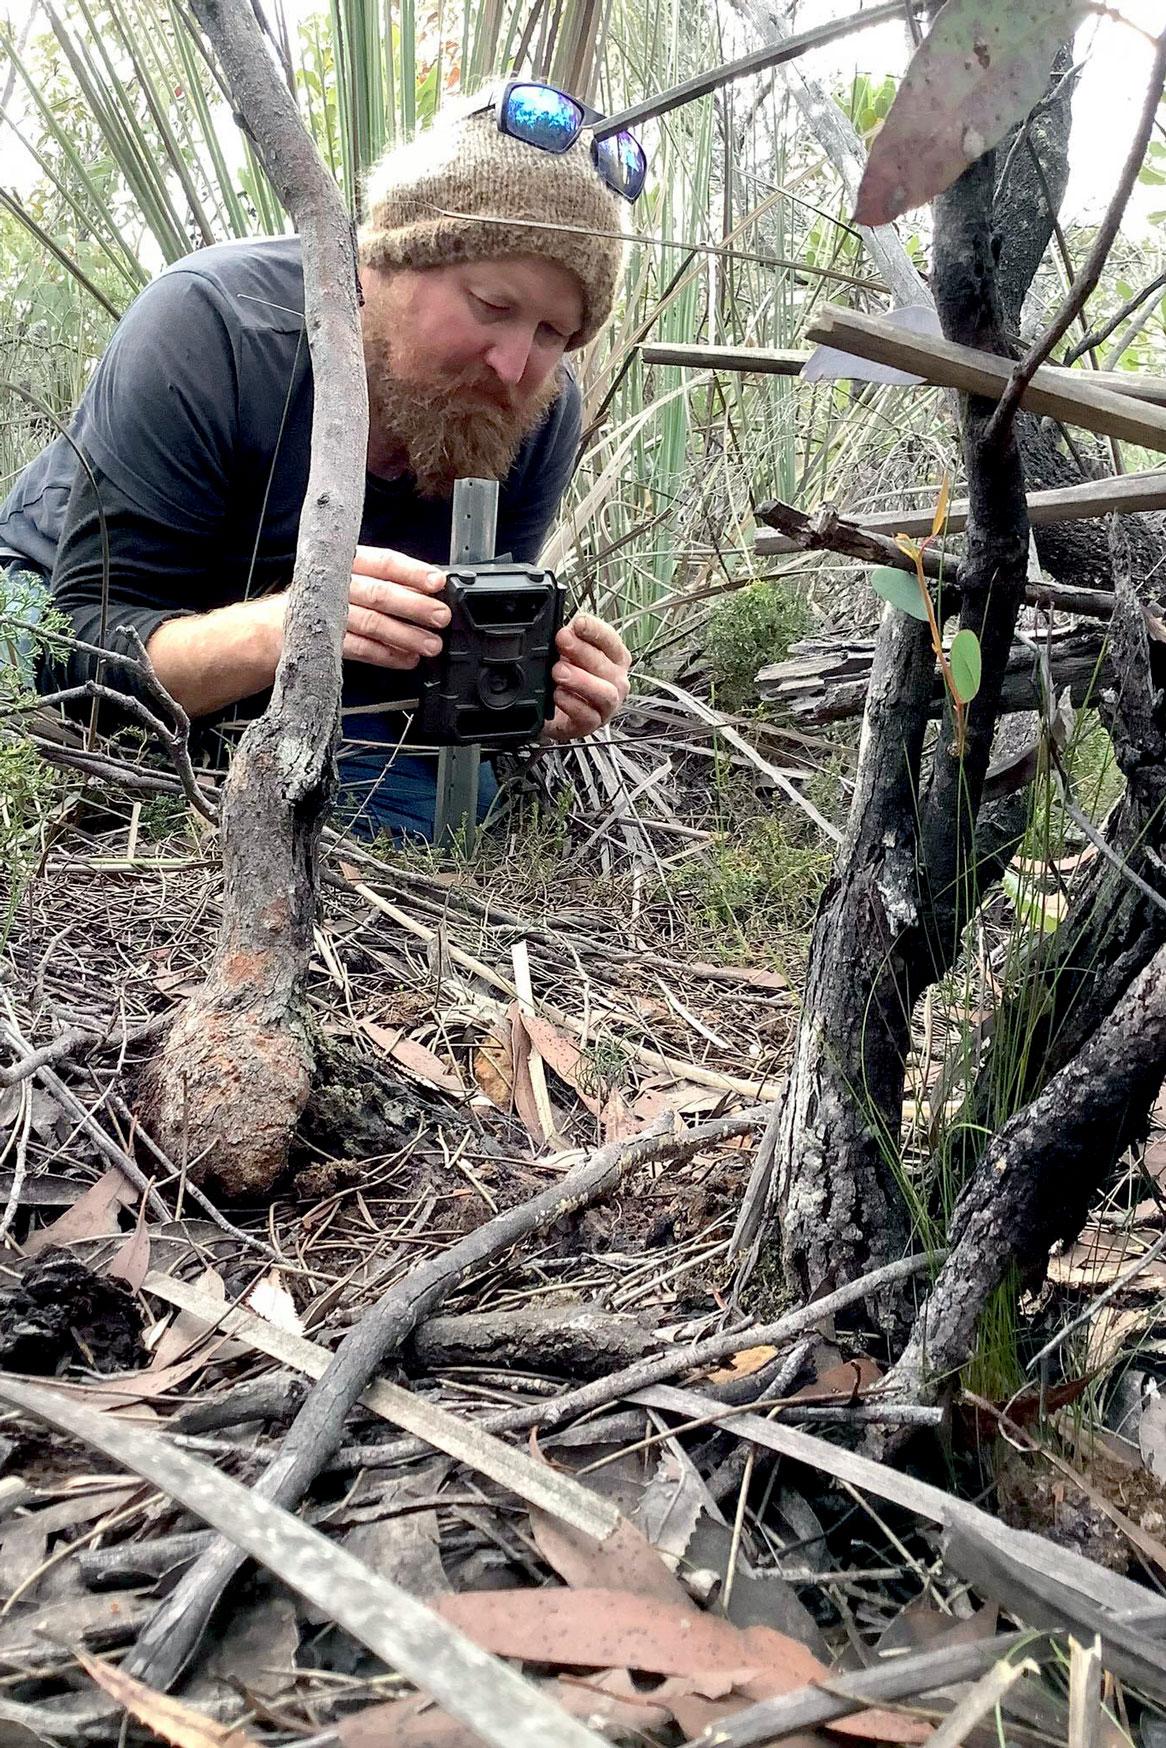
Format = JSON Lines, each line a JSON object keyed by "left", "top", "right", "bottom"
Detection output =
{"left": 705, "top": 580, "right": 812, "bottom": 713}
{"left": 670, "top": 807, "right": 832, "bottom": 970}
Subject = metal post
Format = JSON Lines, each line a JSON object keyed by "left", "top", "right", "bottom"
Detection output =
{"left": 433, "top": 478, "right": 498, "bottom": 850}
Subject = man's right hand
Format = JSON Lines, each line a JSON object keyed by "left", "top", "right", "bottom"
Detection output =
{"left": 146, "top": 546, "right": 451, "bottom": 719}
{"left": 342, "top": 545, "right": 450, "bottom": 670}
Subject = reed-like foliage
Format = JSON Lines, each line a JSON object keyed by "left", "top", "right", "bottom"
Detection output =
{"left": 1, "top": 0, "right": 916, "bottom": 654}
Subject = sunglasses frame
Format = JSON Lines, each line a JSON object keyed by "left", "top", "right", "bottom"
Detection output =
{"left": 471, "top": 77, "right": 647, "bottom": 202}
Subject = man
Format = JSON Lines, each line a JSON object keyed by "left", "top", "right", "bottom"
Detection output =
{"left": 0, "top": 81, "right": 635, "bottom": 838}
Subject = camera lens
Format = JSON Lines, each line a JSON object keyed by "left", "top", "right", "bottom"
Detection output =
{"left": 478, "top": 663, "right": 523, "bottom": 708}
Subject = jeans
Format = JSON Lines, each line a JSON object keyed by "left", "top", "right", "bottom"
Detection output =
{"left": 336, "top": 739, "right": 499, "bottom": 843}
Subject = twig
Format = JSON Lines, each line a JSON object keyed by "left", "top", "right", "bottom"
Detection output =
{"left": 1026, "top": 1224, "right": 1166, "bottom": 1371}
{"left": 123, "top": 1106, "right": 768, "bottom": 1690}
{"left": 681, "top": 1632, "right": 1049, "bottom": 1748}
{"left": 0, "top": 1081, "right": 31, "bottom": 1242}
{"left": 0, "top": 1002, "right": 169, "bottom": 1222}
{"left": 987, "top": 27, "right": 1166, "bottom": 444}
{"left": 1062, "top": 267, "right": 1166, "bottom": 366}
{"left": 0, "top": 1012, "right": 169, "bottom": 1089}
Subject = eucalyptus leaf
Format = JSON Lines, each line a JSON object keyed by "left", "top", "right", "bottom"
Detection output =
{"left": 855, "top": 0, "right": 1090, "bottom": 226}
{"left": 950, "top": 628, "right": 982, "bottom": 702}
{"left": 870, "top": 565, "right": 931, "bottom": 621}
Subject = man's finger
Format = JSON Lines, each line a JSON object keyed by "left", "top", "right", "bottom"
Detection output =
{"left": 342, "top": 631, "right": 421, "bottom": 670}
{"left": 560, "top": 613, "right": 631, "bottom": 668}
{"left": 353, "top": 545, "right": 447, "bottom": 593}
{"left": 350, "top": 576, "right": 451, "bottom": 631}
{"left": 553, "top": 660, "right": 623, "bottom": 719}
{"left": 347, "top": 603, "right": 443, "bottom": 658}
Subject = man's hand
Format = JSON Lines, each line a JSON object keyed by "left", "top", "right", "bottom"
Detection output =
{"left": 544, "top": 613, "right": 631, "bottom": 743}
{"left": 344, "top": 545, "right": 451, "bottom": 669}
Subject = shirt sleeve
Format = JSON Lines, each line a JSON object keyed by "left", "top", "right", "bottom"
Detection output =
{"left": 38, "top": 265, "right": 244, "bottom": 710}
{"left": 499, "top": 369, "right": 582, "bottom": 563}
{"left": 38, "top": 462, "right": 200, "bottom": 705}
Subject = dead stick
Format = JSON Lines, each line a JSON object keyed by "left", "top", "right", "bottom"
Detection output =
{"left": 123, "top": 1105, "right": 768, "bottom": 1689}
{"left": 682, "top": 1631, "right": 1048, "bottom": 1748}
{"left": 336, "top": 1250, "right": 943, "bottom": 1467}
{"left": 757, "top": 499, "right": 1118, "bottom": 620}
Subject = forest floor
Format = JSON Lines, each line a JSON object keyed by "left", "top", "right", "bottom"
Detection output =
{"left": 1, "top": 739, "right": 1165, "bottom": 1747}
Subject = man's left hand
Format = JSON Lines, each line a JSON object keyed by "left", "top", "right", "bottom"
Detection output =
{"left": 544, "top": 613, "right": 631, "bottom": 743}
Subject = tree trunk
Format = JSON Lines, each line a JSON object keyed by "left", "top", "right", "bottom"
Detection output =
{"left": 142, "top": 0, "right": 367, "bottom": 1198}
{"left": 737, "top": 111, "right": 1041, "bottom": 1310}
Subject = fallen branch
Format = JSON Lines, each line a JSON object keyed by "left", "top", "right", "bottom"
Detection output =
{"left": 758, "top": 624, "right": 1107, "bottom": 727}
{"left": 754, "top": 497, "right": 1119, "bottom": 620}
{"left": 0, "top": 1374, "right": 610, "bottom": 1748}
{"left": 427, "top": 1251, "right": 941, "bottom": 1446}
{"left": 124, "top": 1106, "right": 767, "bottom": 1690}
{"left": 682, "top": 1631, "right": 1049, "bottom": 1748}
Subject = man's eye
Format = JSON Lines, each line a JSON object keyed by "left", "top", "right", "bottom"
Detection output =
{"left": 471, "top": 294, "right": 508, "bottom": 317}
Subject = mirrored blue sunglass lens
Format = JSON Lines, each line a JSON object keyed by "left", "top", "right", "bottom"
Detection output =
{"left": 595, "top": 131, "right": 646, "bottom": 199}
{"left": 505, "top": 83, "right": 582, "bottom": 152}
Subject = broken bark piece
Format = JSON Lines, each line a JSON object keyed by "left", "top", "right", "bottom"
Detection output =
{"left": 758, "top": 626, "right": 1107, "bottom": 726}
{"left": 78, "top": 1530, "right": 214, "bottom": 1590}
{"left": 407, "top": 1304, "right": 658, "bottom": 1379}
{"left": 0, "top": 1251, "right": 145, "bottom": 1376}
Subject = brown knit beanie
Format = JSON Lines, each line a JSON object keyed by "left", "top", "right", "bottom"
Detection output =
{"left": 358, "top": 86, "right": 627, "bottom": 348}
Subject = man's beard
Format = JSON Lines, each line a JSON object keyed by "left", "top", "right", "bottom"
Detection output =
{"left": 366, "top": 336, "right": 561, "bottom": 499}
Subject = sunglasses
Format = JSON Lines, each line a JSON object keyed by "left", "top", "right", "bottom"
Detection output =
{"left": 470, "top": 79, "right": 647, "bottom": 202}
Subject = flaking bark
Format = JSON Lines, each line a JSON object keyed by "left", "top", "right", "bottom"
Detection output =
{"left": 143, "top": 0, "right": 367, "bottom": 1196}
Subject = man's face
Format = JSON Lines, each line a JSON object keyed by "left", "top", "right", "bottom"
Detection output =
{"left": 361, "top": 257, "right": 584, "bottom": 497}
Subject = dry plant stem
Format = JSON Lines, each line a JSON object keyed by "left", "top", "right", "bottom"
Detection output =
{"left": 681, "top": 1631, "right": 1044, "bottom": 1748}
{"left": 379, "top": 1251, "right": 941, "bottom": 1455}
{"left": 145, "top": 0, "right": 367, "bottom": 1201}
{"left": 987, "top": 27, "right": 1166, "bottom": 443}
{"left": 124, "top": 1109, "right": 764, "bottom": 1690}
{"left": 890, "top": 940, "right": 1166, "bottom": 1397}
{"left": 1062, "top": 266, "right": 1166, "bottom": 366}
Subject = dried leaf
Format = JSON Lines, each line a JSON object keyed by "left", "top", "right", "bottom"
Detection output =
{"left": 434, "top": 1587, "right": 930, "bottom": 1739}
{"left": 24, "top": 1169, "right": 134, "bottom": 1258}
{"left": 508, "top": 1007, "right": 549, "bottom": 1145}
{"left": 855, "top": 0, "right": 1091, "bottom": 226}
{"left": 360, "top": 1020, "right": 464, "bottom": 1095}
{"left": 520, "top": 1012, "right": 637, "bottom": 1137}
{"left": 473, "top": 1020, "right": 515, "bottom": 1110}
{"left": 529, "top": 1508, "right": 691, "bottom": 1605}
{"left": 106, "top": 1208, "right": 151, "bottom": 1292}
{"left": 932, "top": 472, "right": 952, "bottom": 538}
{"left": 706, "top": 1345, "right": 779, "bottom": 1386}
{"left": 75, "top": 1651, "right": 260, "bottom": 1747}
{"left": 632, "top": 1450, "right": 707, "bottom": 1568}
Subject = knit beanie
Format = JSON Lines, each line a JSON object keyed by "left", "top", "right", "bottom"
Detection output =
{"left": 357, "top": 87, "right": 628, "bottom": 348}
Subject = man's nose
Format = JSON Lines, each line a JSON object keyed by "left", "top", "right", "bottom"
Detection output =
{"left": 484, "top": 327, "right": 535, "bottom": 387}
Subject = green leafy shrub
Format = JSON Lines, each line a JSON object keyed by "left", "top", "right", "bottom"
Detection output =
{"left": 705, "top": 580, "right": 812, "bottom": 712}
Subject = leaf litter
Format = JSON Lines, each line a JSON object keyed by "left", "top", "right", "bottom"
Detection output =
{"left": 0, "top": 798, "right": 1165, "bottom": 1743}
